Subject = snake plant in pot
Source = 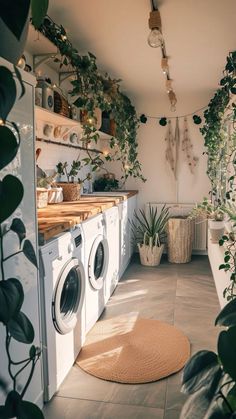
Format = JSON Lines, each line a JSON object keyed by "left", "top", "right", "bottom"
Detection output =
{"left": 130, "top": 205, "right": 170, "bottom": 266}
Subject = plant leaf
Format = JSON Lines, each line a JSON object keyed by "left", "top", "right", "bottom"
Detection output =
{"left": 218, "top": 326, "right": 236, "bottom": 381}
{"left": 0, "top": 175, "right": 24, "bottom": 223}
{"left": 31, "top": 0, "right": 49, "bottom": 28}
{"left": 0, "top": 125, "right": 19, "bottom": 170}
{"left": 5, "top": 390, "right": 22, "bottom": 417}
{"left": 0, "top": 278, "right": 24, "bottom": 324}
{"left": 181, "top": 350, "right": 219, "bottom": 395}
{"left": 0, "top": 0, "right": 30, "bottom": 40}
{"left": 14, "top": 65, "right": 25, "bottom": 99}
{"left": 18, "top": 401, "right": 44, "bottom": 419}
{"left": 215, "top": 298, "right": 236, "bottom": 327}
{"left": 0, "top": 66, "right": 17, "bottom": 121}
{"left": 22, "top": 240, "right": 38, "bottom": 268}
{"left": 8, "top": 311, "right": 34, "bottom": 344}
{"left": 10, "top": 218, "right": 26, "bottom": 245}
{"left": 180, "top": 369, "right": 222, "bottom": 419}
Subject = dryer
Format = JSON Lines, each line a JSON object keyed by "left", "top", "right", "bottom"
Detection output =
{"left": 81, "top": 213, "right": 109, "bottom": 334}
{"left": 39, "top": 226, "right": 85, "bottom": 401}
{"left": 103, "top": 206, "right": 119, "bottom": 303}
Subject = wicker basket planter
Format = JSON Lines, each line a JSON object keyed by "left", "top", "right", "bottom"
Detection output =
{"left": 167, "top": 217, "right": 194, "bottom": 263}
{"left": 138, "top": 243, "right": 164, "bottom": 267}
{"left": 36, "top": 188, "right": 48, "bottom": 208}
{"left": 208, "top": 219, "right": 225, "bottom": 244}
{"left": 59, "top": 182, "right": 81, "bottom": 201}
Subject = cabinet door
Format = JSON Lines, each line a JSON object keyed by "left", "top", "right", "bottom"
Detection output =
{"left": 0, "top": 60, "right": 43, "bottom": 407}
{"left": 128, "top": 195, "right": 137, "bottom": 258}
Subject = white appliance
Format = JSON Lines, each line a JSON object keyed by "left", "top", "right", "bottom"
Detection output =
{"left": 81, "top": 214, "right": 109, "bottom": 334}
{"left": 103, "top": 206, "right": 120, "bottom": 302}
{"left": 39, "top": 226, "right": 85, "bottom": 401}
{"left": 0, "top": 59, "right": 44, "bottom": 408}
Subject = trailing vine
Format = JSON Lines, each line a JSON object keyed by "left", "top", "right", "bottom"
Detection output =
{"left": 38, "top": 15, "right": 145, "bottom": 183}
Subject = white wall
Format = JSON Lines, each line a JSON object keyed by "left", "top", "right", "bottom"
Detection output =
{"left": 103, "top": 92, "right": 212, "bottom": 209}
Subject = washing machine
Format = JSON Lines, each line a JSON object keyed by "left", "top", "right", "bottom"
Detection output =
{"left": 39, "top": 226, "right": 85, "bottom": 401}
{"left": 81, "top": 213, "right": 109, "bottom": 334}
{"left": 103, "top": 206, "right": 120, "bottom": 303}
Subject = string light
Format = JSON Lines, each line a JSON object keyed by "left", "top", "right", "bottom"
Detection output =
{"left": 0, "top": 119, "right": 4, "bottom": 126}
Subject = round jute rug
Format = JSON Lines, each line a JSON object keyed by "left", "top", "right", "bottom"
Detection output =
{"left": 76, "top": 316, "right": 190, "bottom": 384}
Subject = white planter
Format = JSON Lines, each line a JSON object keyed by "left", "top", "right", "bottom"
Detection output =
{"left": 208, "top": 219, "right": 225, "bottom": 244}
{"left": 48, "top": 187, "right": 63, "bottom": 204}
{"left": 138, "top": 243, "right": 164, "bottom": 267}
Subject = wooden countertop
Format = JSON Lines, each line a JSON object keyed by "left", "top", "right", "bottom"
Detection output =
{"left": 38, "top": 191, "right": 138, "bottom": 244}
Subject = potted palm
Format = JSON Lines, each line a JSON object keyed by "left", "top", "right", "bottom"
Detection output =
{"left": 130, "top": 205, "right": 169, "bottom": 266}
{"left": 190, "top": 197, "right": 225, "bottom": 243}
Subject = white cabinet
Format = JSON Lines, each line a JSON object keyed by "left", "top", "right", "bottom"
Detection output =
{"left": 0, "top": 59, "right": 43, "bottom": 408}
{"left": 208, "top": 231, "right": 230, "bottom": 309}
{"left": 119, "top": 194, "right": 137, "bottom": 278}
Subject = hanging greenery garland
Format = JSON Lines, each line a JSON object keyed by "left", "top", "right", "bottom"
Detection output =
{"left": 38, "top": 16, "right": 145, "bottom": 182}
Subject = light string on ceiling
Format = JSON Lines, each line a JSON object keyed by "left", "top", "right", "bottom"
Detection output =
{"left": 147, "top": 0, "right": 177, "bottom": 112}
{"left": 139, "top": 104, "right": 206, "bottom": 126}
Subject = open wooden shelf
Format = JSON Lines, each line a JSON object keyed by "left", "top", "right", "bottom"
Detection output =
{"left": 35, "top": 106, "right": 82, "bottom": 128}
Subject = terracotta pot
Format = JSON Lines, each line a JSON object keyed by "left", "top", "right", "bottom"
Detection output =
{"left": 59, "top": 182, "right": 81, "bottom": 201}
{"left": 0, "top": 15, "right": 29, "bottom": 64}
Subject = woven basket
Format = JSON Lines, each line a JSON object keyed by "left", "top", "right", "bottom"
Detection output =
{"left": 54, "top": 90, "right": 70, "bottom": 118}
{"left": 59, "top": 182, "right": 81, "bottom": 201}
{"left": 138, "top": 243, "right": 164, "bottom": 267}
{"left": 167, "top": 217, "right": 194, "bottom": 263}
{"left": 36, "top": 188, "right": 48, "bottom": 208}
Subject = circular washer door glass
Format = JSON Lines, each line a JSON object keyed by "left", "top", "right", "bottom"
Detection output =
{"left": 88, "top": 236, "right": 108, "bottom": 290}
{"left": 53, "top": 259, "right": 84, "bottom": 334}
{"left": 94, "top": 242, "right": 105, "bottom": 280}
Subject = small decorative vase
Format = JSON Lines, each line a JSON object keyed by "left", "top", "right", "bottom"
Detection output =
{"left": 138, "top": 244, "right": 164, "bottom": 267}
{"left": 208, "top": 219, "right": 225, "bottom": 244}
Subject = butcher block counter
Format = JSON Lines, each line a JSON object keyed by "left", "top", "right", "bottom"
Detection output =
{"left": 37, "top": 191, "right": 138, "bottom": 244}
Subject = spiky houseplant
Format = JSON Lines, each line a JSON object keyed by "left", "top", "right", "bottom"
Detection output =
{"left": 130, "top": 205, "right": 169, "bottom": 266}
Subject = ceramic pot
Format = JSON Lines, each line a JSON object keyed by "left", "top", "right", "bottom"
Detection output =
{"left": 0, "top": 15, "right": 29, "bottom": 64}
{"left": 208, "top": 219, "right": 225, "bottom": 244}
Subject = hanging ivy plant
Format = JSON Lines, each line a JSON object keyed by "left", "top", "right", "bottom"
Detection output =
{"left": 39, "top": 16, "right": 145, "bottom": 182}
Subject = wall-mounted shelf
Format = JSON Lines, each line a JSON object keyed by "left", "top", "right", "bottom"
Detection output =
{"left": 35, "top": 106, "right": 82, "bottom": 129}
{"left": 25, "top": 25, "right": 74, "bottom": 78}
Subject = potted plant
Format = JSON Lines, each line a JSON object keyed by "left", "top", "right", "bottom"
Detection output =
{"left": 190, "top": 197, "right": 225, "bottom": 243}
{"left": 130, "top": 205, "right": 169, "bottom": 267}
{"left": 93, "top": 175, "right": 119, "bottom": 192}
{"left": 56, "top": 160, "right": 82, "bottom": 201}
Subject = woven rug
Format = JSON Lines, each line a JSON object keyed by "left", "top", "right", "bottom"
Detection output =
{"left": 76, "top": 314, "right": 190, "bottom": 383}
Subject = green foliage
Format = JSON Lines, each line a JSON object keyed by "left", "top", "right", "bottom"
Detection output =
{"left": 0, "top": 2, "right": 48, "bottom": 415}
{"left": 56, "top": 160, "right": 82, "bottom": 183}
{"left": 130, "top": 205, "right": 169, "bottom": 248}
{"left": 31, "top": 0, "right": 49, "bottom": 28}
{"left": 39, "top": 16, "right": 145, "bottom": 183}
{"left": 189, "top": 197, "right": 225, "bottom": 221}
{"left": 181, "top": 299, "right": 236, "bottom": 418}
{"left": 93, "top": 176, "right": 119, "bottom": 192}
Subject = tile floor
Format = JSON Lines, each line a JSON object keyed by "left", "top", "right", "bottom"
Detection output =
{"left": 43, "top": 255, "right": 220, "bottom": 419}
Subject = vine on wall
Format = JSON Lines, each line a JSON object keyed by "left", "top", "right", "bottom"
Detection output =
{"left": 39, "top": 16, "right": 145, "bottom": 183}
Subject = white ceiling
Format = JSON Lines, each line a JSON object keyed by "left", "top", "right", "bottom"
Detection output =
{"left": 48, "top": 0, "right": 236, "bottom": 104}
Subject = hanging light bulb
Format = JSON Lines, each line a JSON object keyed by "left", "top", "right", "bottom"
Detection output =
{"left": 148, "top": 10, "right": 164, "bottom": 48}
{"left": 148, "top": 28, "right": 164, "bottom": 48}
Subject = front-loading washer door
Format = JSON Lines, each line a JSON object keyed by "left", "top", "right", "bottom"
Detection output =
{"left": 88, "top": 235, "right": 108, "bottom": 290}
{"left": 52, "top": 258, "right": 85, "bottom": 335}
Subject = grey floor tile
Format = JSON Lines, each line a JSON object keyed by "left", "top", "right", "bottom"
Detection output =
{"left": 44, "top": 255, "right": 218, "bottom": 419}
{"left": 56, "top": 366, "right": 114, "bottom": 402}
{"left": 44, "top": 396, "right": 165, "bottom": 419}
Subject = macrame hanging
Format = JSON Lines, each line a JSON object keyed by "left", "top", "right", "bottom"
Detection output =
{"left": 182, "top": 117, "right": 199, "bottom": 174}
{"left": 174, "top": 117, "right": 180, "bottom": 179}
{"left": 165, "top": 120, "right": 175, "bottom": 175}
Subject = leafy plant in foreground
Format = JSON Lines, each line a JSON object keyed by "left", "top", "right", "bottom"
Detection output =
{"left": 181, "top": 298, "right": 236, "bottom": 418}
